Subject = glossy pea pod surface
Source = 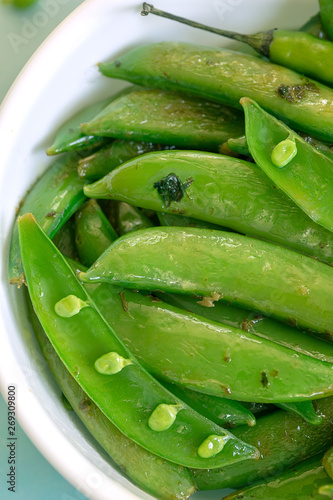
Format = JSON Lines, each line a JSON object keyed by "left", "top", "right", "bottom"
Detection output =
{"left": 320, "top": 0, "right": 333, "bottom": 40}
{"left": 83, "top": 150, "right": 333, "bottom": 266}
{"left": 99, "top": 42, "right": 333, "bottom": 142}
{"left": 18, "top": 213, "right": 258, "bottom": 469}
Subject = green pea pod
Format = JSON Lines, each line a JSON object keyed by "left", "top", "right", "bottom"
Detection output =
{"left": 320, "top": 0, "right": 333, "bottom": 40}
{"left": 26, "top": 297, "right": 197, "bottom": 500}
{"left": 99, "top": 41, "right": 333, "bottom": 142}
{"left": 223, "top": 455, "right": 329, "bottom": 500}
{"left": 241, "top": 98, "right": 333, "bottom": 233}
{"left": 160, "top": 380, "right": 256, "bottom": 428}
{"left": 52, "top": 218, "right": 77, "bottom": 260}
{"left": 157, "top": 212, "right": 224, "bottom": 231}
{"left": 75, "top": 199, "right": 118, "bottom": 267}
{"left": 192, "top": 397, "right": 333, "bottom": 491}
{"left": 18, "top": 213, "right": 258, "bottom": 469}
{"left": 301, "top": 13, "right": 328, "bottom": 39}
{"left": 319, "top": 484, "right": 333, "bottom": 497}
{"left": 117, "top": 202, "right": 153, "bottom": 236}
{"left": 81, "top": 88, "right": 244, "bottom": 152}
{"left": 141, "top": 5, "right": 333, "bottom": 87}
{"left": 83, "top": 150, "right": 333, "bottom": 266}
{"left": 240, "top": 402, "right": 274, "bottom": 418}
{"left": 9, "top": 155, "right": 87, "bottom": 285}
{"left": 323, "top": 446, "right": 333, "bottom": 479}
{"left": 275, "top": 402, "right": 322, "bottom": 426}
{"left": 79, "top": 226, "right": 333, "bottom": 338}
{"left": 78, "top": 140, "right": 175, "bottom": 181}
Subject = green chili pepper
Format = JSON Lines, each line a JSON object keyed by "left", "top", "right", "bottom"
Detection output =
{"left": 323, "top": 446, "right": 333, "bottom": 479}
{"left": 320, "top": 0, "right": 333, "bottom": 41}
{"left": 75, "top": 199, "right": 118, "bottom": 267}
{"left": 141, "top": 4, "right": 333, "bottom": 87}
{"left": 192, "top": 397, "right": 333, "bottom": 491}
{"left": 81, "top": 88, "right": 244, "bottom": 152}
{"left": 301, "top": 13, "right": 328, "bottom": 39}
{"left": 26, "top": 296, "right": 197, "bottom": 500}
{"left": 78, "top": 140, "right": 175, "bottom": 181}
{"left": 223, "top": 454, "right": 330, "bottom": 499}
{"left": 19, "top": 213, "right": 259, "bottom": 469}
{"left": 9, "top": 154, "right": 87, "bottom": 285}
{"left": 99, "top": 41, "right": 333, "bottom": 142}
{"left": 79, "top": 226, "right": 333, "bottom": 338}
{"left": 117, "top": 202, "right": 154, "bottom": 235}
{"left": 83, "top": 150, "right": 333, "bottom": 266}
{"left": 241, "top": 97, "right": 333, "bottom": 233}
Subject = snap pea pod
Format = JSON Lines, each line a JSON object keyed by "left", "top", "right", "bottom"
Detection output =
{"left": 223, "top": 455, "right": 330, "bottom": 500}
{"left": 157, "top": 212, "right": 224, "bottom": 231}
{"left": 242, "top": 98, "right": 333, "bottom": 233}
{"left": 117, "top": 202, "right": 153, "bottom": 236}
{"left": 99, "top": 41, "right": 333, "bottom": 142}
{"left": 52, "top": 218, "right": 77, "bottom": 260}
{"left": 19, "top": 213, "right": 259, "bottom": 469}
{"left": 75, "top": 199, "right": 118, "bottom": 267}
{"left": 160, "top": 381, "right": 256, "bottom": 428}
{"left": 320, "top": 0, "right": 333, "bottom": 40}
{"left": 275, "top": 401, "right": 322, "bottom": 426}
{"left": 320, "top": 484, "right": 333, "bottom": 497}
{"left": 323, "top": 447, "right": 333, "bottom": 479}
{"left": 9, "top": 154, "right": 87, "bottom": 285}
{"left": 26, "top": 297, "right": 197, "bottom": 500}
{"left": 81, "top": 88, "right": 244, "bottom": 152}
{"left": 78, "top": 140, "right": 176, "bottom": 181}
{"left": 142, "top": 4, "right": 333, "bottom": 87}
{"left": 192, "top": 397, "right": 333, "bottom": 490}
{"left": 83, "top": 150, "right": 333, "bottom": 266}
{"left": 301, "top": 13, "right": 328, "bottom": 39}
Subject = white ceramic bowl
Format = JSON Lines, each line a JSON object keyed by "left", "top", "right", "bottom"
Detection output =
{"left": 0, "top": 0, "right": 318, "bottom": 498}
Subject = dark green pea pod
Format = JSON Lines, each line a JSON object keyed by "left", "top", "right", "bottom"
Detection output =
{"left": 19, "top": 213, "right": 259, "bottom": 469}
{"left": 83, "top": 150, "right": 333, "bottom": 266}
{"left": 223, "top": 455, "right": 330, "bottom": 500}
{"left": 79, "top": 226, "right": 333, "bottom": 339}
{"left": 52, "top": 218, "right": 77, "bottom": 260}
{"left": 81, "top": 88, "right": 244, "bottom": 152}
{"left": 26, "top": 297, "right": 197, "bottom": 500}
{"left": 157, "top": 212, "right": 224, "bottom": 231}
{"left": 240, "top": 402, "right": 274, "bottom": 418}
{"left": 276, "top": 401, "right": 322, "bottom": 426}
{"left": 192, "top": 397, "right": 333, "bottom": 491}
{"left": 9, "top": 155, "right": 87, "bottom": 285}
{"left": 160, "top": 380, "right": 256, "bottom": 428}
{"left": 241, "top": 98, "right": 333, "bottom": 233}
{"left": 301, "top": 13, "right": 329, "bottom": 39}
{"left": 156, "top": 294, "right": 333, "bottom": 368}
{"left": 99, "top": 41, "right": 333, "bottom": 142}
{"left": 117, "top": 202, "right": 154, "bottom": 236}
{"left": 320, "top": 0, "right": 333, "bottom": 40}
{"left": 75, "top": 199, "right": 118, "bottom": 267}
{"left": 78, "top": 140, "right": 176, "bottom": 181}
{"left": 141, "top": 5, "right": 333, "bottom": 88}
{"left": 323, "top": 446, "right": 333, "bottom": 479}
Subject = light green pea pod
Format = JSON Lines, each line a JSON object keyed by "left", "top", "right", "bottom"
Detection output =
{"left": 117, "top": 202, "right": 154, "bottom": 236}
{"left": 319, "top": 484, "right": 333, "bottom": 497}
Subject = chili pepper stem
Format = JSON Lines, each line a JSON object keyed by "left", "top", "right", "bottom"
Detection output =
{"left": 141, "top": 3, "right": 274, "bottom": 56}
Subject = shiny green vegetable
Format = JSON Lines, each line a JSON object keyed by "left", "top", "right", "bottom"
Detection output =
{"left": 275, "top": 401, "right": 322, "bottom": 426}
{"left": 81, "top": 88, "right": 244, "bottom": 152}
{"left": 320, "top": 0, "right": 333, "bottom": 40}
{"left": 323, "top": 446, "right": 333, "bottom": 479}
{"left": 27, "top": 296, "right": 197, "bottom": 500}
{"left": 99, "top": 41, "right": 333, "bottom": 142}
{"left": 242, "top": 98, "right": 333, "bottom": 232}
{"left": 301, "top": 13, "right": 328, "bottom": 39}
{"left": 75, "top": 199, "right": 118, "bottom": 267}
{"left": 9, "top": 154, "right": 87, "bottom": 285}
{"left": 53, "top": 218, "right": 77, "bottom": 260}
{"left": 117, "top": 202, "right": 153, "bottom": 235}
{"left": 193, "top": 397, "right": 333, "bottom": 490}
{"left": 141, "top": 4, "right": 333, "bottom": 87}
{"left": 319, "top": 484, "right": 333, "bottom": 497}
{"left": 18, "top": 213, "right": 258, "bottom": 469}
{"left": 223, "top": 454, "right": 330, "bottom": 499}
{"left": 157, "top": 212, "right": 223, "bottom": 231}
{"left": 83, "top": 150, "right": 333, "bottom": 266}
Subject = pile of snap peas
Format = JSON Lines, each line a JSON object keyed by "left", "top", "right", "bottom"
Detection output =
{"left": 9, "top": 1, "right": 333, "bottom": 499}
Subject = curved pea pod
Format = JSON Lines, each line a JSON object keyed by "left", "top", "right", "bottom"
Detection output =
{"left": 79, "top": 226, "right": 333, "bottom": 338}
{"left": 99, "top": 42, "right": 333, "bottom": 142}
{"left": 27, "top": 298, "right": 197, "bottom": 500}
{"left": 242, "top": 98, "right": 333, "bottom": 233}
{"left": 226, "top": 136, "right": 251, "bottom": 158}
{"left": 157, "top": 212, "right": 224, "bottom": 231}
{"left": 81, "top": 88, "right": 244, "bottom": 152}
{"left": 117, "top": 202, "right": 153, "bottom": 236}
{"left": 320, "top": 0, "right": 333, "bottom": 40}
{"left": 160, "top": 380, "right": 256, "bottom": 428}
{"left": 9, "top": 155, "right": 87, "bottom": 285}
{"left": 323, "top": 446, "right": 333, "bottom": 479}
{"left": 75, "top": 199, "right": 118, "bottom": 267}
{"left": 192, "top": 397, "right": 333, "bottom": 491}
{"left": 223, "top": 455, "right": 330, "bottom": 500}
{"left": 83, "top": 150, "right": 333, "bottom": 266}
{"left": 301, "top": 13, "right": 328, "bottom": 39}
{"left": 78, "top": 140, "right": 175, "bottom": 181}
{"left": 275, "top": 401, "right": 322, "bottom": 426}
{"left": 18, "top": 213, "right": 259, "bottom": 469}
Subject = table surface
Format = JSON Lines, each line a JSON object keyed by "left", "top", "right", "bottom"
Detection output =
{"left": 0, "top": 1, "right": 89, "bottom": 498}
